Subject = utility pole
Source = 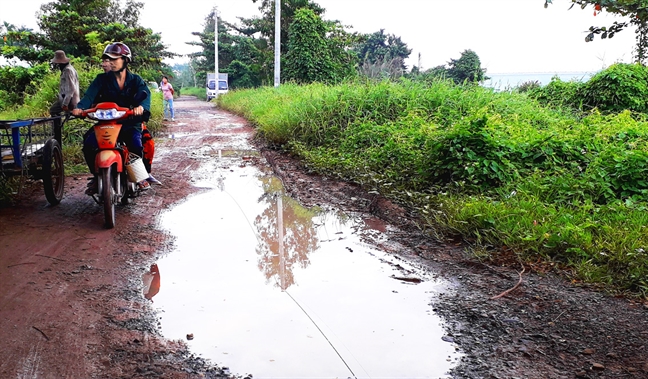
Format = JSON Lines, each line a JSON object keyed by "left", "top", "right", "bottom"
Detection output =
{"left": 274, "top": 0, "right": 281, "bottom": 87}
{"left": 214, "top": 7, "right": 219, "bottom": 99}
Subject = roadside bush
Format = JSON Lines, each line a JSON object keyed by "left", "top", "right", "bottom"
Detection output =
{"left": 179, "top": 86, "right": 206, "bottom": 101}
{"left": 0, "top": 63, "right": 50, "bottom": 110}
{"left": 516, "top": 80, "right": 541, "bottom": 93}
{"left": 528, "top": 76, "right": 583, "bottom": 110}
{"left": 220, "top": 80, "right": 648, "bottom": 295}
{"left": 580, "top": 63, "right": 648, "bottom": 113}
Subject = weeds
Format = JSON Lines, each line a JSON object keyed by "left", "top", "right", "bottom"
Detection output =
{"left": 220, "top": 79, "right": 648, "bottom": 296}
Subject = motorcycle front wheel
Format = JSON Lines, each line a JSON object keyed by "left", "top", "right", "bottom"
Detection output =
{"left": 100, "top": 166, "right": 116, "bottom": 229}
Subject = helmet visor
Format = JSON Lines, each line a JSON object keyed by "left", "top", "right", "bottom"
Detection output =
{"left": 103, "top": 43, "right": 129, "bottom": 60}
{"left": 102, "top": 53, "right": 121, "bottom": 60}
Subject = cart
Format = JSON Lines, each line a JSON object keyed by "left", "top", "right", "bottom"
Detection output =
{"left": 0, "top": 115, "right": 66, "bottom": 205}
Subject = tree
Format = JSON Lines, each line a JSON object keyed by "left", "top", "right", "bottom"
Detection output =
{"left": 283, "top": 8, "right": 356, "bottom": 83}
{"left": 544, "top": 0, "right": 648, "bottom": 64}
{"left": 190, "top": 2, "right": 358, "bottom": 87}
{"left": 0, "top": 0, "right": 173, "bottom": 78}
{"left": 406, "top": 64, "right": 448, "bottom": 82}
{"left": 234, "top": 0, "right": 324, "bottom": 54}
{"left": 353, "top": 29, "right": 412, "bottom": 71}
{"left": 37, "top": 0, "right": 144, "bottom": 58}
{"left": 228, "top": 60, "right": 261, "bottom": 88}
{"left": 446, "top": 49, "right": 488, "bottom": 84}
{"left": 0, "top": 22, "right": 53, "bottom": 65}
{"left": 188, "top": 8, "right": 266, "bottom": 88}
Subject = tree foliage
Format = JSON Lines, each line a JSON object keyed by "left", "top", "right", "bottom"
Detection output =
{"left": 188, "top": 8, "right": 266, "bottom": 88}
{"left": 284, "top": 8, "right": 357, "bottom": 83}
{"left": 446, "top": 49, "right": 488, "bottom": 84}
{"left": 544, "top": 0, "right": 648, "bottom": 63}
{"left": 189, "top": 1, "right": 359, "bottom": 87}
{"left": 353, "top": 29, "right": 412, "bottom": 72}
{"left": 1, "top": 22, "right": 54, "bottom": 65}
{"left": 0, "top": 0, "right": 175, "bottom": 108}
{"left": 1, "top": 0, "right": 172, "bottom": 74}
{"left": 408, "top": 50, "right": 487, "bottom": 84}
{"left": 235, "top": 0, "right": 324, "bottom": 54}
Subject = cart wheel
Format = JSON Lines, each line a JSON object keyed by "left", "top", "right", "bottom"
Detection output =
{"left": 43, "top": 139, "right": 65, "bottom": 205}
{"left": 100, "top": 166, "right": 116, "bottom": 229}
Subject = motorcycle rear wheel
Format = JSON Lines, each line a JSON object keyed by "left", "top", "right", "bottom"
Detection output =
{"left": 101, "top": 166, "right": 116, "bottom": 229}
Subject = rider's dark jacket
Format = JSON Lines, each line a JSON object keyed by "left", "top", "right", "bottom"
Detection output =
{"left": 76, "top": 70, "right": 151, "bottom": 131}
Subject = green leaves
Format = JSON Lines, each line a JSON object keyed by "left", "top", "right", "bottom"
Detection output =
{"left": 283, "top": 8, "right": 357, "bottom": 84}
{"left": 221, "top": 79, "right": 648, "bottom": 295}
{"left": 446, "top": 49, "right": 489, "bottom": 84}
{"left": 545, "top": 0, "right": 647, "bottom": 63}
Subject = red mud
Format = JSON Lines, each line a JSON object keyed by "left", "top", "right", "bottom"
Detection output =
{"left": 1, "top": 96, "right": 647, "bottom": 379}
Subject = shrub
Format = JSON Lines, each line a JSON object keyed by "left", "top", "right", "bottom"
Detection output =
{"left": 220, "top": 80, "right": 648, "bottom": 294}
{"left": 517, "top": 80, "right": 541, "bottom": 93}
{"left": 580, "top": 63, "right": 648, "bottom": 113}
{"left": 0, "top": 63, "right": 50, "bottom": 109}
{"left": 528, "top": 76, "right": 583, "bottom": 110}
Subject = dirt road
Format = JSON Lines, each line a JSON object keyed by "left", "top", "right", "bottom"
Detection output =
{"left": 0, "top": 97, "right": 244, "bottom": 378}
{"left": 1, "top": 96, "right": 647, "bottom": 379}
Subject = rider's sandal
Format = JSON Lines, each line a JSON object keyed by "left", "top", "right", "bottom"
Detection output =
{"left": 85, "top": 178, "right": 98, "bottom": 195}
{"left": 138, "top": 180, "right": 151, "bottom": 191}
{"left": 146, "top": 174, "right": 162, "bottom": 186}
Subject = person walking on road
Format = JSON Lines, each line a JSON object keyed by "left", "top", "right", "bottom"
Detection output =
{"left": 160, "top": 76, "right": 175, "bottom": 121}
{"left": 49, "top": 50, "right": 80, "bottom": 141}
{"left": 50, "top": 50, "right": 80, "bottom": 114}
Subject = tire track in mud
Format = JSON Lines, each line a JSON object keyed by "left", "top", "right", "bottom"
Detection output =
{"left": 0, "top": 96, "right": 252, "bottom": 379}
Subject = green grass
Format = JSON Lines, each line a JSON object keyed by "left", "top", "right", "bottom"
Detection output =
{"left": 179, "top": 86, "right": 207, "bottom": 101}
{"left": 219, "top": 79, "right": 648, "bottom": 297}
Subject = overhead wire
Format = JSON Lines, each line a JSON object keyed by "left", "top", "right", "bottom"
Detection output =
{"left": 222, "top": 187, "right": 359, "bottom": 378}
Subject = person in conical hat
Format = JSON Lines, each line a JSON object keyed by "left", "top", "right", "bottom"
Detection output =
{"left": 49, "top": 50, "right": 79, "bottom": 143}
{"left": 49, "top": 50, "right": 79, "bottom": 114}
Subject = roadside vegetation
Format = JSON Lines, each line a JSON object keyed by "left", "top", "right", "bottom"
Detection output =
{"left": 219, "top": 64, "right": 648, "bottom": 297}
{"left": 178, "top": 86, "right": 207, "bottom": 101}
{"left": 3, "top": 0, "right": 648, "bottom": 296}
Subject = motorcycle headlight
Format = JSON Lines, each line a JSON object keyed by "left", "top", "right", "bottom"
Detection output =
{"left": 87, "top": 109, "right": 127, "bottom": 120}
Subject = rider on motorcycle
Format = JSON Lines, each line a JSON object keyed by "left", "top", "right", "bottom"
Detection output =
{"left": 72, "top": 42, "right": 151, "bottom": 194}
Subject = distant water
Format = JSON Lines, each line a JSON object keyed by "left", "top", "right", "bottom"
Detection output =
{"left": 483, "top": 71, "right": 595, "bottom": 90}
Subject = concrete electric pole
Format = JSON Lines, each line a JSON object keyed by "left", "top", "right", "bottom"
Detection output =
{"left": 274, "top": 0, "right": 281, "bottom": 87}
{"left": 214, "top": 8, "right": 219, "bottom": 99}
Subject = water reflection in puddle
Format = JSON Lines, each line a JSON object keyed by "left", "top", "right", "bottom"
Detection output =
{"left": 151, "top": 153, "right": 459, "bottom": 378}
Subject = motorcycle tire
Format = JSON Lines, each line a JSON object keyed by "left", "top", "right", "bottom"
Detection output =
{"left": 120, "top": 175, "right": 131, "bottom": 205}
{"left": 101, "top": 166, "right": 116, "bottom": 229}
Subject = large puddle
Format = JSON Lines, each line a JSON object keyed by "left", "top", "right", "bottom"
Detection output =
{"left": 148, "top": 146, "right": 460, "bottom": 378}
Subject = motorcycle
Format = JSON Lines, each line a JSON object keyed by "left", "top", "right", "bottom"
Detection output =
{"left": 79, "top": 100, "right": 150, "bottom": 228}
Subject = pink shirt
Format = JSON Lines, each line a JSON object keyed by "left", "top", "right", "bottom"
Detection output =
{"left": 160, "top": 82, "right": 174, "bottom": 100}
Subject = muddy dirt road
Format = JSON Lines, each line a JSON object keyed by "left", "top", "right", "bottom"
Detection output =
{"left": 1, "top": 96, "right": 647, "bottom": 379}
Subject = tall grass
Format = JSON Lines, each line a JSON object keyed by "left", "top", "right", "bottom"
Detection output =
{"left": 179, "top": 86, "right": 207, "bottom": 101}
{"left": 219, "top": 79, "right": 648, "bottom": 296}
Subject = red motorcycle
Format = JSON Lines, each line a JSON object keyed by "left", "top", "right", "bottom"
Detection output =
{"left": 80, "top": 102, "right": 149, "bottom": 228}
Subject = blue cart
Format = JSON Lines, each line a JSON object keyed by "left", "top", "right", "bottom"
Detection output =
{"left": 0, "top": 115, "right": 66, "bottom": 205}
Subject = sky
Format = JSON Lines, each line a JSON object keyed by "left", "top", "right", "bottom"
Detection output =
{"left": 1, "top": 0, "right": 638, "bottom": 74}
